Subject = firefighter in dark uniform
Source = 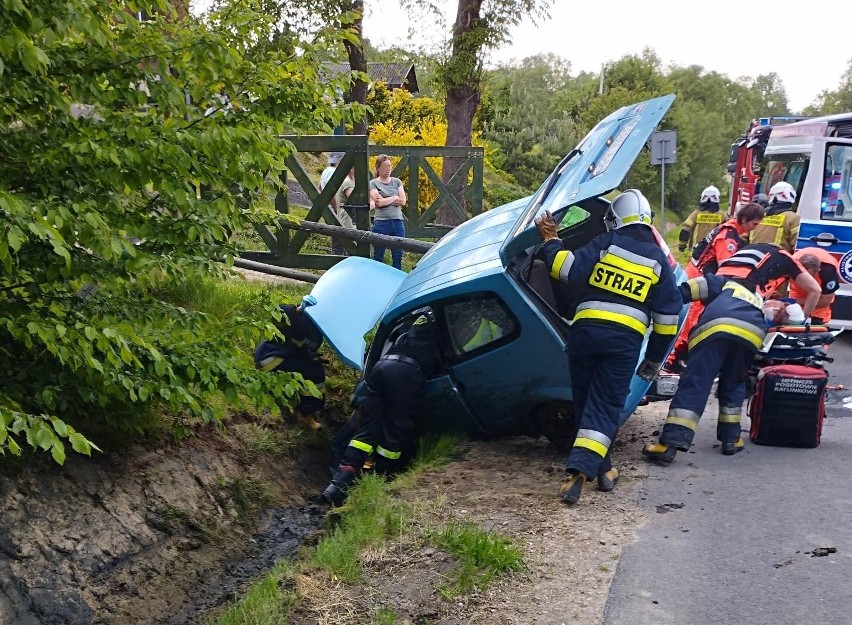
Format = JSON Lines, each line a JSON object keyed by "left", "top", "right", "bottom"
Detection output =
{"left": 535, "top": 189, "right": 683, "bottom": 505}
{"left": 254, "top": 296, "right": 326, "bottom": 430}
{"left": 677, "top": 186, "right": 723, "bottom": 253}
{"left": 643, "top": 244, "right": 821, "bottom": 463}
{"left": 748, "top": 181, "right": 800, "bottom": 252}
{"left": 322, "top": 309, "right": 441, "bottom": 506}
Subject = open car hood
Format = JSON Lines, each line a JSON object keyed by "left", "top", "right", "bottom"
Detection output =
{"left": 303, "top": 257, "right": 406, "bottom": 370}
{"left": 500, "top": 94, "right": 676, "bottom": 264}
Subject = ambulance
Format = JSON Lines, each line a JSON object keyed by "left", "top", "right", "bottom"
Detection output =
{"left": 748, "top": 113, "right": 852, "bottom": 327}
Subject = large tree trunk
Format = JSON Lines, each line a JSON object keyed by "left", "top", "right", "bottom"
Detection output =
{"left": 439, "top": 0, "right": 484, "bottom": 227}
{"left": 343, "top": 0, "right": 368, "bottom": 135}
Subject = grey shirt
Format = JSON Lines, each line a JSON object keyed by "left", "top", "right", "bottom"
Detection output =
{"left": 369, "top": 177, "right": 404, "bottom": 220}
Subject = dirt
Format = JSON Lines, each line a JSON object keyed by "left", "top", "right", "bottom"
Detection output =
{"left": 287, "top": 404, "right": 669, "bottom": 625}
{"left": 0, "top": 424, "right": 331, "bottom": 625}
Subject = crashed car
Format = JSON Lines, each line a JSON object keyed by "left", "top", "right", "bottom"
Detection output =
{"left": 304, "top": 94, "right": 688, "bottom": 448}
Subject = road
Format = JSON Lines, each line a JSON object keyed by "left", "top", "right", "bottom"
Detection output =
{"left": 604, "top": 332, "right": 852, "bottom": 625}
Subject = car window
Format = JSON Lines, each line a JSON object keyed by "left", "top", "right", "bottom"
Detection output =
{"left": 760, "top": 152, "right": 808, "bottom": 207}
{"left": 821, "top": 144, "right": 852, "bottom": 220}
{"left": 558, "top": 205, "right": 590, "bottom": 231}
{"left": 444, "top": 296, "right": 517, "bottom": 357}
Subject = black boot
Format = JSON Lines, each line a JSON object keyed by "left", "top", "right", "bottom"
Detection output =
{"left": 721, "top": 437, "right": 745, "bottom": 456}
{"left": 322, "top": 465, "right": 358, "bottom": 506}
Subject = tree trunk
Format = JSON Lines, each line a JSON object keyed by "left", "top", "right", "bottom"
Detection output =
{"left": 343, "top": 0, "right": 368, "bottom": 135}
{"left": 439, "top": 0, "right": 484, "bottom": 226}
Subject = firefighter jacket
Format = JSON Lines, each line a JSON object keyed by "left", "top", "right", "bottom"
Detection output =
{"left": 747, "top": 202, "right": 800, "bottom": 252}
{"left": 541, "top": 224, "right": 683, "bottom": 364}
{"left": 678, "top": 207, "right": 723, "bottom": 251}
{"left": 254, "top": 304, "right": 323, "bottom": 371}
{"left": 686, "top": 218, "right": 745, "bottom": 278}
{"left": 790, "top": 247, "right": 840, "bottom": 323}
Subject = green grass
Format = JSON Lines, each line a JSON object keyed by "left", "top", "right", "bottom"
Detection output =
{"left": 209, "top": 434, "right": 480, "bottom": 625}
{"left": 219, "top": 474, "right": 275, "bottom": 526}
{"left": 212, "top": 561, "right": 296, "bottom": 625}
{"left": 432, "top": 520, "right": 526, "bottom": 598}
{"left": 232, "top": 423, "right": 297, "bottom": 461}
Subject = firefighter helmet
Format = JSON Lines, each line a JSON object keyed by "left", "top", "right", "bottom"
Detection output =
{"left": 769, "top": 181, "right": 797, "bottom": 205}
{"left": 700, "top": 186, "right": 721, "bottom": 205}
{"left": 605, "top": 189, "right": 653, "bottom": 231}
{"left": 752, "top": 193, "right": 770, "bottom": 207}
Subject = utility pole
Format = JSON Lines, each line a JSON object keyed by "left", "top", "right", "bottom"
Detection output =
{"left": 598, "top": 62, "right": 606, "bottom": 95}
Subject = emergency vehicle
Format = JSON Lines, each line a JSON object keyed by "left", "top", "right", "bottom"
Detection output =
{"left": 745, "top": 113, "right": 852, "bottom": 327}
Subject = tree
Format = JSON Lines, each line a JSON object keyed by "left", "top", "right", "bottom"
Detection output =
{"left": 805, "top": 58, "right": 852, "bottom": 116}
{"left": 406, "top": 0, "right": 551, "bottom": 225}
{"left": 0, "top": 0, "right": 358, "bottom": 462}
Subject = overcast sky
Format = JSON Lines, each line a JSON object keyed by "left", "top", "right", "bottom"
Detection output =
{"left": 362, "top": 0, "right": 852, "bottom": 112}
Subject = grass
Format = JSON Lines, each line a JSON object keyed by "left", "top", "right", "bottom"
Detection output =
{"left": 210, "top": 433, "right": 527, "bottom": 625}
{"left": 213, "top": 561, "right": 296, "bottom": 625}
{"left": 219, "top": 474, "right": 275, "bottom": 526}
{"left": 232, "top": 422, "right": 298, "bottom": 461}
{"left": 432, "top": 520, "right": 526, "bottom": 598}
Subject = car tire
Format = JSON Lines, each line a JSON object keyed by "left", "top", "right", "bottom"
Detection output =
{"left": 533, "top": 402, "right": 577, "bottom": 451}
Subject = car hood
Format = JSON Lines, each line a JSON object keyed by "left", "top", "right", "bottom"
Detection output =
{"left": 303, "top": 257, "right": 407, "bottom": 370}
{"left": 500, "top": 94, "right": 675, "bottom": 263}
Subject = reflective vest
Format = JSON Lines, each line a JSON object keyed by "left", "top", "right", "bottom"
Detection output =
{"left": 680, "top": 209, "right": 723, "bottom": 250}
{"left": 688, "top": 219, "right": 744, "bottom": 276}
{"left": 748, "top": 206, "right": 800, "bottom": 252}
{"left": 790, "top": 247, "right": 840, "bottom": 322}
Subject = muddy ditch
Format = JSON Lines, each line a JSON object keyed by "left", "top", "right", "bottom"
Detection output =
{"left": 0, "top": 425, "right": 331, "bottom": 625}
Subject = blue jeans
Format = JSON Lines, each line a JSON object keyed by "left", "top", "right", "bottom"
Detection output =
{"left": 372, "top": 219, "right": 405, "bottom": 269}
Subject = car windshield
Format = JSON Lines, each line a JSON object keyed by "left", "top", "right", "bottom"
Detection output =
{"left": 759, "top": 152, "right": 809, "bottom": 203}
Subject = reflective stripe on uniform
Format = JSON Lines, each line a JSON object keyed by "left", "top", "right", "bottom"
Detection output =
{"left": 550, "top": 249, "right": 575, "bottom": 282}
{"left": 652, "top": 312, "right": 680, "bottom": 335}
{"left": 718, "top": 405, "right": 742, "bottom": 424}
{"left": 665, "top": 408, "right": 702, "bottom": 431}
{"left": 349, "top": 439, "right": 374, "bottom": 454}
{"left": 574, "top": 428, "right": 610, "bottom": 457}
{"left": 722, "top": 282, "right": 763, "bottom": 309}
{"left": 687, "top": 277, "right": 709, "bottom": 301}
{"left": 574, "top": 301, "right": 649, "bottom": 335}
{"left": 257, "top": 356, "right": 285, "bottom": 372}
{"left": 689, "top": 316, "right": 765, "bottom": 350}
{"left": 604, "top": 246, "right": 663, "bottom": 279}
{"left": 376, "top": 446, "right": 401, "bottom": 459}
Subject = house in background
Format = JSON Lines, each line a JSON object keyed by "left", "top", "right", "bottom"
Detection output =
{"left": 322, "top": 62, "right": 419, "bottom": 94}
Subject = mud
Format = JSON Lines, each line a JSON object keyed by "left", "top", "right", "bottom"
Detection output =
{"left": 0, "top": 428, "right": 328, "bottom": 625}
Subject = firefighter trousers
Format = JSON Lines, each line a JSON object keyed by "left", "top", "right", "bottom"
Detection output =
{"left": 566, "top": 323, "right": 642, "bottom": 478}
{"left": 336, "top": 357, "right": 425, "bottom": 476}
{"left": 659, "top": 337, "right": 756, "bottom": 450}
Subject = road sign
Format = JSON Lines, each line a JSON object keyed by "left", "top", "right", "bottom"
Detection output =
{"left": 650, "top": 130, "right": 677, "bottom": 165}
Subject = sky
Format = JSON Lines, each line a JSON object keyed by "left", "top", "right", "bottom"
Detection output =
{"left": 361, "top": 0, "right": 852, "bottom": 112}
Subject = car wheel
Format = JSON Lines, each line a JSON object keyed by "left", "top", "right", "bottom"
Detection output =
{"left": 533, "top": 401, "right": 577, "bottom": 451}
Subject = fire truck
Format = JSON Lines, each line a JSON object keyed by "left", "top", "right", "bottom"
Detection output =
{"left": 727, "top": 116, "right": 808, "bottom": 212}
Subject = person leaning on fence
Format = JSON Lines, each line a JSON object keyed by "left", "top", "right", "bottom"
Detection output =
{"left": 369, "top": 154, "right": 407, "bottom": 270}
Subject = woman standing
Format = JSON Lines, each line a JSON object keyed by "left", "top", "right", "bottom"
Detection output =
{"left": 369, "top": 154, "right": 406, "bottom": 270}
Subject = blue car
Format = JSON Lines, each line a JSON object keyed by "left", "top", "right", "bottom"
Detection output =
{"left": 304, "top": 94, "right": 688, "bottom": 448}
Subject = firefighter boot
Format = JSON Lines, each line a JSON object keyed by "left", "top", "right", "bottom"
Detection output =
{"left": 597, "top": 468, "right": 620, "bottom": 492}
{"left": 559, "top": 472, "right": 587, "bottom": 505}
{"left": 322, "top": 465, "right": 358, "bottom": 506}
{"left": 294, "top": 410, "right": 323, "bottom": 431}
{"left": 642, "top": 443, "right": 678, "bottom": 465}
{"left": 721, "top": 437, "right": 745, "bottom": 456}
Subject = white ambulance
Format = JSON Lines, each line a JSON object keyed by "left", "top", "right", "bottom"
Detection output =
{"left": 755, "top": 113, "right": 852, "bottom": 327}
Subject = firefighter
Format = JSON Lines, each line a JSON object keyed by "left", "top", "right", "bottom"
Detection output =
{"left": 322, "top": 309, "right": 442, "bottom": 506}
{"left": 748, "top": 181, "right": 800, "bottom": 252}
{"left": 643, "top": 244, "right": 821, "bottom": 464}
{"left": 789, "top": 248, "right": 840, "bottom": 325}
{"left": 677, "top": 186, "right": 723, "bottom": 253}
{"left": 664, "top": 203, "right": 766, "bottom": 371}
{"left": 535, "top": 190, "right": 683, "bottom": 504}
{"left": 254, "top": 296, "right": 326, "bottom": 430}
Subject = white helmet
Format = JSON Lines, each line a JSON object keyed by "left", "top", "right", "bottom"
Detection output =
{"left": 605, "top": 189, "right": 653, "bottom": 231}
{"left": 769, "top": 181, "right": 797, "bottom": 205}
{"left": 700, "top": 186, "right": 721, "bottom": 204}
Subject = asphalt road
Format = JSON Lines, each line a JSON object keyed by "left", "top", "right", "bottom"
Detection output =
{"left": 604, "top": 332, "right": 852, "bottom": 625}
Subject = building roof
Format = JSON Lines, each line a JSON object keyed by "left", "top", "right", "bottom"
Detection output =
{"left": 322, "top": 62, "right": 419, "bottom": 93}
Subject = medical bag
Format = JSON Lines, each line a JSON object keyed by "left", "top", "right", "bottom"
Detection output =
{"left": 748, "top": 364, "right": 828, "bottom": 448}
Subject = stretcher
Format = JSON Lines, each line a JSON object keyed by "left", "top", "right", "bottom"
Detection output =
{"left": 646, "top": 325, "right": 842, "bottom": 401}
